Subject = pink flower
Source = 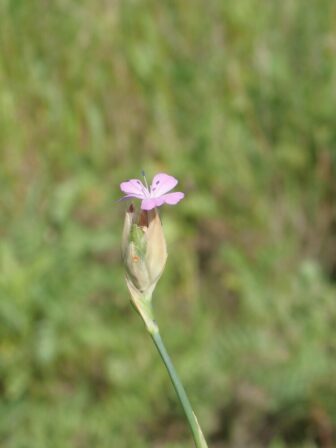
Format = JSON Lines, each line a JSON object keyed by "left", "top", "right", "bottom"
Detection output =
{"left": 120, "top": 173, "right": 184, "bottom": 210}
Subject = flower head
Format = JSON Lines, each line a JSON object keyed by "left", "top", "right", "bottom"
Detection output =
{"left": 120, "top": 172, "right": 184, "bottom": 210}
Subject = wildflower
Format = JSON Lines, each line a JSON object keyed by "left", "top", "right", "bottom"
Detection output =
{"left": 120, "top": 175, "right": 208, "bottom": 447}
{"left": 120, "top": 172, "right": 184, "bottom": 210}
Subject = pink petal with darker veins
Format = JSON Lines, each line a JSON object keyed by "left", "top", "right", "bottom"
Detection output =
{"left": 150, "top": 173, "right": 178, "bottom": 197}
{"left": 120, "top": 179, "right": 147, "bottom": 198}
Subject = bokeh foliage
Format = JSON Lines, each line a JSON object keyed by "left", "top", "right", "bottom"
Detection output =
{"left": 0, "top": 0, "right": 336, "bottom": 446}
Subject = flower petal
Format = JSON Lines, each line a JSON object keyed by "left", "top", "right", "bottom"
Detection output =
{"left": 150, "top": 173, "right": 178, "bottom": 197}
{"left": 120, "top": 179, "right": 147, "bottom": 198}
{"left": 141, "top": 193, "right": 184, "bottom": 209}
{"left": 157, "top": 192, "right": 184, "bottom": 205}
{"left": 118, "top": 194, "right": 143, "bottom": 201}
{"left": 141, "top": 198, "right": 158, "bottom": 210}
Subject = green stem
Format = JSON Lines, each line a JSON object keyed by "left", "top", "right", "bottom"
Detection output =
{"left": 150, "top": 328, "right": 208, "bottom": 448}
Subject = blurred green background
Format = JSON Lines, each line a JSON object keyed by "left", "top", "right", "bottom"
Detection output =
{"left": 1, "top": 0, "right": 336, "bottom": 447}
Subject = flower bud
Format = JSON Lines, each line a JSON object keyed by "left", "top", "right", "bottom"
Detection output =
{"left": 122, "top": 204, "right": 167, "bottom": 301}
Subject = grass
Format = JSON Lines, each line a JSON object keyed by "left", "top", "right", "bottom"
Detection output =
{"left": 0, "top": 0, "right": 336, "bottom": 446}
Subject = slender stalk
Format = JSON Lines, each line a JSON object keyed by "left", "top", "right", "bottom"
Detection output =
{"left": 150, "top": 328, "right": 208, "bottom": 448}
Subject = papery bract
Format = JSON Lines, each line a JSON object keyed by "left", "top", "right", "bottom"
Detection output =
{"left": 122, "top": 204, "right": 167, "bottom": 301}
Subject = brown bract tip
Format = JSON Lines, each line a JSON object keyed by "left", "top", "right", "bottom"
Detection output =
{"left": 139, "top": 210, "right": 149, "bottom": 227}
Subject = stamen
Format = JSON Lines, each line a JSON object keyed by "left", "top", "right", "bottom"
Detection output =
{"left": 141, "top": 170, "right": 150, "bottom": 197}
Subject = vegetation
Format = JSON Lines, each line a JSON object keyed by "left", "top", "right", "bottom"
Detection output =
{"left": 0, "top": 0, "right": 335, "bottom": 446}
